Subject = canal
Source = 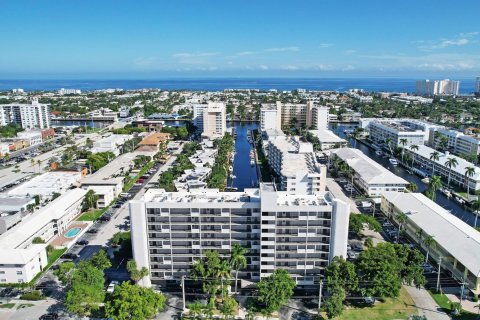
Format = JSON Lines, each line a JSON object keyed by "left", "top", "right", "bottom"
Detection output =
{"left": 227, "top": 122, "right": 259, "bottom": 191}
{"left": 331, "top": 124, "right": 478, "bottom": 226}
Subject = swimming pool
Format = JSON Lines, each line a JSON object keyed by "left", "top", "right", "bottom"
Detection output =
{"left": 64, "top": 227, "right": 81, "bottom": 238}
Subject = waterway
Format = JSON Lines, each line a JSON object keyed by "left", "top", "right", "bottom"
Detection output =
{"left": 51, "top": 119, "right": 110, "bottom": 128}
{"left": 331, "top": 124, "right": 477, "bottom": 226}
{"left": 227, "top": 122, "right": 259, "bottom": 191}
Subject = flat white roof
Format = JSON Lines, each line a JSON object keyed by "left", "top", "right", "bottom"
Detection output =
{"left": 7, "top": 171, "right": 82, "bottom": 198}
{"left": 81, "top": 152, "right": 136, "bottom": 183}
{"left": 0, "top": 244, "right": 46, "bottom": 264}
{"left": 309, "top": 129, "right": 346, "bottom": 144}
{"left": 411, "top": 145, "right": 480, "bottom": 180}
{"left": 332, "top": 148, "right": 409, "bottom": 185}
{"left": 382, "top": 192, "right": 480, "bottom": 277}
{"left": 0, "top": 188, "right": 86, "bottom": 250}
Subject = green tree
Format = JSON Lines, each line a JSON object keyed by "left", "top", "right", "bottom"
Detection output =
{"left": 82, "top": 189, "right": 98, "bottom": 211}
{"left": 423, "top": 235, "right": 436, "bottom": 263}
{"left": 408, "top": 182, "right": 418, "bottom": 192}
{"left": 464, "top": 166, "right": 476, "bottom": 196}
{"left": 394, "top": 212, "right": 408, "bottom": 243}
{"left": 349, "top": 214, "right": 381, "bottom": 235}
{"left": 326, "top": 257, "right": 358, "bottom": 295}
{"left": 32, "top": 236, "right": 45, "bottom": 244}
{"left": 90, "top": 249, "right": 112, "bottom": 270}
{"left": 429, "top": 151, "right": 440, "bottom": 176}
{"left": 65, "top": 283, "right": 105, "bottom": 316}
{"left": 220, "top": 295, "right": 238, "bottom": 319}
{"left": 230, "top": 243, "right": 248, "bottom": 294}
{"left": 104, "top": 282, "right": 166, "bottom": 320}
{"left": 324, "top": 286, "right": 346, "bottom": 319}
{"left": 445, "top": 157, "right": 459, "bottom": 188}
{"left": 126, "top": 260, "right": 149, "bottom": 284}
{"left": 53, "top": 261, "right": 76, "bottom": 285}
{"left": 399, "top": 138, "right": 408, "bottom": 163}
{"left": 256, "top": 269, "right": 296, "bottom": 315}
{"left": 426, "top": 175, "right": 442, "bottom": 200}
{"left": 409, "top": 144, "right": 419, "bottom": 168}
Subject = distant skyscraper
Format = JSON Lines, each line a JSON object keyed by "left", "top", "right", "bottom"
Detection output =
{"left": 416, "top": 79, "right": 460, "bottom": 96}
{"left": 475, "top": 76, "right": 480, "bottom": 95}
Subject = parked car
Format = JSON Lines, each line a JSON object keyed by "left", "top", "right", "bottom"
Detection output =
{"left": 99, "top": 214, "right": 112, "bottom": 222}
{"left": 61, "top": 253, "right": 78, "bottom": 260}
{"left": 347, "top": 250, "right": 356, "bottom": 260}
{"left": 106, "top": 280, "right": 119, "bottom": 293}
{"left": 352, "top": 243, "right": 364, "bottom": 251}
{"left": 76, "top": 240, "right": 89, "bottom": 246}
{"left": 87, "top": 228, "right": 98, "bottom": 234}
{"left": 363, "top": 297, "right": 375, "bottom": 305}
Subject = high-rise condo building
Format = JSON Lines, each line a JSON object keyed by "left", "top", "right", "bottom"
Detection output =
{"left": 416, "top": 79, "right": 460, "bottom": 96}
{"left": 129, "top": 184, "right": 350, "bottom": 289}
{"left": 475, "top": 76, "right": 480, "bottom": 95}
{"left": 193, "top": 102, "right": 227, "bottom": 138}
{"left": 0, "top": 97, "right": 50, "bottom": 129}
{"left": 260, "top": 102, "right": 329, "bottom": 131}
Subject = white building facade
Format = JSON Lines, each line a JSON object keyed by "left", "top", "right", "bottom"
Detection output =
{"left": 0, "top": 98, "right": 50, "bottom": 129}
{"left": 129, "top": 184, "right": 350, "bottom": 289}
{"left": 416, "top": 79, "right": 460, "bottom": 96}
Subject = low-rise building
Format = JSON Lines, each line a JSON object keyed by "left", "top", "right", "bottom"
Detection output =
{"left": 91, "top": 134, "right": 131, "bottom": 156}
{"left": 381, "top": 192, "right": 480, "bottom": 292}
{"left": 7, "top": 171, "right": 82, "bottom": 200}
{"left": 404, "top": 145, "right": 480, "bottom": 191}
{"left": 308, "top": 129, "right": 347, "bottom": 150}
{"left": 138, "top": 132, "right": 171, "bottom": 151}
{"left": 0, "top": 188, "right": 86, "bottom": 283}
{"left": 331, "top": 148, "right": 409, "bottom": 196}
{"left": 83, "top": 185, "right": 115, "bottom": 208}
{"left": 16, "top": 131, "right": 43, "bottom": 146}
{"left": 429, "top": 128, "right": 480, "bottom": 156}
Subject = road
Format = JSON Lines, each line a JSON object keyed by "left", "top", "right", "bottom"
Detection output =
{"left": 0, "top": 132, "right": 103, "bottom": 189}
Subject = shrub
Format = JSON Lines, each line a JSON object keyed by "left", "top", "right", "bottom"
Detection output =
{"left": 20, "top": 290, "right": 45, "bottom": 301}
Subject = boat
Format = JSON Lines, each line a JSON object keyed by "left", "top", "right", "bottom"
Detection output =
{"left": 224, "top": 187, "right": 238, "bottom": 191}
{"left": 389, "top": 158, "right": 399, "bottom": 166}
{"left": 440, "top": 188, "right": 452, "bottom": 198}
{"left": 229, "top": 166, "right": 233, "bottom": 173}
{"left": 230, "top": 174, "right": 236, "bottom": 179}
{"left": 250, "top": 159, "right": 255, "bottom": 166}
{"left": 375, "top": 150, "right": 383, "bottom": 156}
{"left": 421, "top": 177, "right": 430, "bottom": 184}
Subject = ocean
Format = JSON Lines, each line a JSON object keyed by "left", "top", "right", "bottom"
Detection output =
{"left": 0, "top": 78, "right": 476, "bottom": 94}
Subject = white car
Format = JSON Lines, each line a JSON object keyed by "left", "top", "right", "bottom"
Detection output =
{"left": 106, "top": 281, "right": 119, "bottom": 293}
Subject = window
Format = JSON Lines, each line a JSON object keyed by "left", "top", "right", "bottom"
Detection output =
{"left": 0, "top": 279, "right": 6, "bottom": 283}
{"left": 0, "top": 271, "right": 4, "bottom": 274}
{"left": 16, "top": 271, "right": 22, "bottom": 275}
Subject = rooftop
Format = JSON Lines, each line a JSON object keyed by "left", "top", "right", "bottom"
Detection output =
{"left": 7, "top": 171, "right": 82, "bottom": 198}
{"left": 0, "top": 188, "right": 86, "bottom": 250}
{"left": 382, "top": 192, "right": 480, "bottom": 276}
{"left": 143, "top": 187, "right": 260, "bottom": 204}
{"left": 309, "top": 129, "right": 346, "bottom": 143}
{"left": 138, "top": 132, "right": 171, "bottom": 146}
{"left": 411, "top": 145, "right": 480, "bottom": 179}
{"left": 332, "top": 148, "right": 409, "bottom": 185}
{"left": 81, "top": 152, "right": 136, "bottom": 183}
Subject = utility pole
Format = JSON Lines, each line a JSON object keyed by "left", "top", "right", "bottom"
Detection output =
{"left": 460, "top": 278, "right": 467, "bottom": 309}
{"left": 371, "top": 199, "right": 376, "bottom": 218}
{"left": 436, "top": 256, "right": 442, "bottom": 292}
{"left": 181, "top": 275, "right": 186, "bottom": 311}
{"left": 318, "top": 279, "right": 323, "bottom": 313}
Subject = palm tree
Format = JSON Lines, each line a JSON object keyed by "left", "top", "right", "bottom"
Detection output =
{"left": 423, "top": 235, "right": 436, "bottom": 263}
{"left": 385, "top": 137, "right": 393, "bottom": 155}
{"left": 426, "top": 175, "right": 442, "bottom": 200}
{"left": 37, "top": 159, "right": 42, "bottom": 173}
{"left": 216, "top": 260, "right": 231, "bottom": 301}
{"left": 5, "top": 153, "right": 10, "bottom": 161}
{"left": 187, "top": 301, "right": 205, "bottom": 319}
{"left": 409, "top": 144, "right": 419, "bottom": 168}
{"left": 472, "top": 200, "right": 480, "bottom": 228}
{"left": 399, "top": 138, "right": 408, "bottom": 163}
{"left": 464, "top": 166, "right": 476, "bottom": 197}
{"left": 408, "top": 182, "right": 418, "bottom": 192}
{"left": 396, "top": 212, "right": 408, "bottom": 243}
{"left": 30, "top": 158, "right": 36, "bottom": 173}
{"left": 429, "top": 151, "right": 440, "bottom": 176}
{"left": 230, "top": 243, "right": 248, "bottom": 294}
{"left": 445, "top": 157, "right": 459, "bottom": 188}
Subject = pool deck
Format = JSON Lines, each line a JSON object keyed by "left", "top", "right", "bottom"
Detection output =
{"left": 50, "top": 222, "right": 89, "bottom": 248}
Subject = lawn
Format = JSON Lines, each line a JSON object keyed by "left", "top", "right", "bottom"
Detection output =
{"left": 0, "top": 303, "right": 16, "bottom": 309}
{"left": 29, "top": 248, "right": 67, "bottom": 284}
{"left": 123, "top": 161, "right": 154, "bottom": 192}
{"left": 77, "top": 208, "right": 106, "bottom": 221}
{"left": 428, "top": 290, "right": 478, "bottom": 320}
{"left": 17, "top": 303, "right": 34, "bottom": 309}
{"left": 333, "top": 287, "right": 417, "bottom": 320}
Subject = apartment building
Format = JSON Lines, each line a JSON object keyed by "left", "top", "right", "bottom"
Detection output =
{"left": 129, "top": 184, "right": 350, "bottom": 289}
{"left": 16, "top": 131, "right": 43, "bottom": 146}
{"left": 476, "top": 76, "right": 480, "bottom": 95}
{"left": 416, "top": 79, "right": 460, "bottom": 96}
{"left": 430, "top": 128, "right": 480, "bottom": 156}
{"left": 90, "top": 134, "right": 132, "bottom": 156}
{"left": 200, "top": 102, "right": 226, "bottom": 138}
{"left": 308, "top": 129, "right": 347, "bottom": 150}
{"left": 260, "top": 102, "right": 329, "bottom": 131}
{"left": 381, "top": 192, "right": 480, "bottom": 291}
{"left": 368, "top": 118, "right": 442, "bottom": 149}
{"left": 264, "top": 133, "right": 326, "bottom": 194}
{"left": 331, "top": 148, "right": 409, "bottom": 196}
{"left": 0, "top": 188, "right": 86, "bottom": 283}
{"left": 0, "top": 98, "right": 50, "bottom": 129}
{"left": 404, "top": 145, "right": 480, "bottom": 191}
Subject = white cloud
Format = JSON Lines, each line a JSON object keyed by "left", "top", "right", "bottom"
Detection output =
{"left": 418, "top": 32, "right": 478, "bottom": 50}
{"left": 259, "top": 65, "right": 269, "bottom": 70}
{"left": 264, "top": 46, "right": 300, "bottom": 52}
{"left": 172, "top": 52, "right": 220, "bottom": 58}
{"left": 315, "top": 64, "right": 333, "bottom": 71}
{"left": 319, "top": 43, "right": 333, "bottom": 48}
{"left": 237, "top": 51, "right": 257, "bottom": 56}
{"left": 344, "top": 49, "right": 356, "bottom": 55}
{"left": 281, "top": 65, "right": 298, "bottom": 70}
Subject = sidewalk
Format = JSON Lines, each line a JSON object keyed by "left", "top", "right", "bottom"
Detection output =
{"left": 405, "top": 285, "right": 450, "bottom": 320}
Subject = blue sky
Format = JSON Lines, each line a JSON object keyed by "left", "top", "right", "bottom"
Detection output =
{"left": 0, "top": 0, "right": 479, "bottom": 78}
